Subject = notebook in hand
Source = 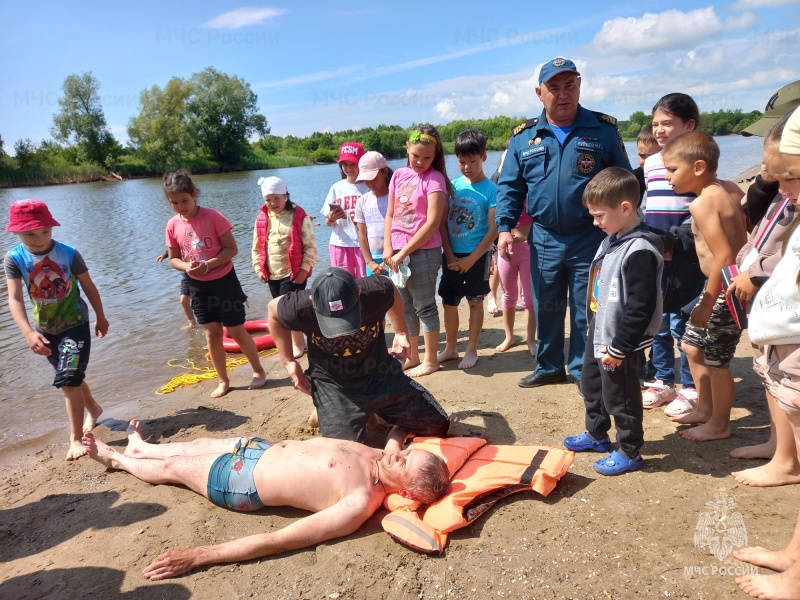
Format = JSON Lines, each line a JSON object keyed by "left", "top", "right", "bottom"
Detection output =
{"left": 721, "top": 265, "right": 748, "bottom": 329}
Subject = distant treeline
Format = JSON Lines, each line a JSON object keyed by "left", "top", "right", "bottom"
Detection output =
{"left": 0, "top": 67, "right": 763, "bottom": 188}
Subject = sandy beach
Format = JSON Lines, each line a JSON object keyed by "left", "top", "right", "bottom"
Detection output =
{"left": 0, "top": 295, "right": 795, "bottom": 600}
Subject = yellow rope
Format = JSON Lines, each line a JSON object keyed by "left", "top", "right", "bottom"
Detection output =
{"left": 156, "top": 348, "right": 278, "bottom": 395}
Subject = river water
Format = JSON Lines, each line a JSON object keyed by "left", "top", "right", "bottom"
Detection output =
{"left": 0, "top": 138, "right": 762, "bottom": 455}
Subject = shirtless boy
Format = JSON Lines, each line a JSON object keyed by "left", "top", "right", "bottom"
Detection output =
{"left": 82, "top": 420, "right": 449, "bottom": 580}
{"left": 661, "top": 131, "right": 747, "bottom": 441}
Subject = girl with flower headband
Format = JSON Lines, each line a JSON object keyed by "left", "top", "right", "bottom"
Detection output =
{"left": 383, "top": 124, "right": 454, "bottom": 377}
{"left": 321, "top": 142, "right": 369, "bottom": 278}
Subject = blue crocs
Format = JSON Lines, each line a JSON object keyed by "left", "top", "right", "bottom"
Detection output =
{"left": 563, "top": 432, "right": 612, "bottom": 453}
{"left": 593, "top": 450, "right": 645, "bottom": 476}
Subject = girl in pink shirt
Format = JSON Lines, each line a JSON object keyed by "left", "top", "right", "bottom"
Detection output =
{"left": 164, "top": 169, "right": 266, "bottom": 398}
{"left": 383, "top": 124, "right": 454, "bottom": 377}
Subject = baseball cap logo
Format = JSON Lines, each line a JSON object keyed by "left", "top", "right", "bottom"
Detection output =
{"left": 341, "top": 145, "right": 359, "bottom": 154}
{"left": 553, "top": 58, "right": 566, "bottom": 67}
{"left": 329, "top": 300, "right": 344, "bottom": 311}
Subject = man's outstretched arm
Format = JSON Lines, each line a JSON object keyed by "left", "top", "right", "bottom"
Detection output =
{"left": 142, "top": 492, "right": 377, "bottom": 580}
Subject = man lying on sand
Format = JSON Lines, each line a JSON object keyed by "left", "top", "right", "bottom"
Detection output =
{"left": 82, "top": 420, "right": 449, "bottom": 580}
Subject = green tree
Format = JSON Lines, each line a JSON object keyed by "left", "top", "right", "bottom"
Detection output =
{"left": 128, "top": 77, "right": 195, "bottom": 169}
{"left": 51, "top": 72, "right": 118, "bottom": 166}
{"left": 0, "top": 132, "right": 5, "bottom": 157}
{"left": 13, "top": 138, "right": 39, "bottom": 168}
{"left": 618, "top": 111, "right": 651, "bottom": 140}
{"left": 186, "top": 67, "right": 269, "bottom": 165}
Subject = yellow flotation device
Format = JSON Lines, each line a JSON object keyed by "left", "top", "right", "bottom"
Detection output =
{"left": 382, "top": 436, "right": 574, "bottom": 553}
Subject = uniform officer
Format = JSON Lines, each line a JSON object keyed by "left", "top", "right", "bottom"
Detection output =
{"left": 495, "top": 57, "right": 631, "bottom": 388}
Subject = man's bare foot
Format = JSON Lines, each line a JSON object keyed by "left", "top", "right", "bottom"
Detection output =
{"left": 308, "top": 408, "right": 318, "bottom": 429}
{"left": 83, "top": 405, "right": 103, "bottom": 433}
{"left": 679, "top": 422, "right": 731, "bottom": 441}
{"left": 458, "top": 349, "right": 478, "bottom": 369}
{"left": 437, "top": 347, "right": 459, "bottom": 363}
{"left": 736, "top": 562, "right": 800, "bottom": 599}
{"left": 496, "top": 338, "right": 516, "bottom": 352}
{"left": 402, "top": 358, "right": 421, "bottom": 371}
{"left": 81, "top": 432, "right": 118, "bottom": 467}
{"left": 669, "top": 407, "right": 711, "bottom": 425}
{"left": 66, "top": 439, "right": 88, "bottom": 461}
{"left": 733, "top": 546, "right": 796, "bottom": 571}
{"left": 123, "top": 419, "right": 146, "bottom": 457}
{"left": 409, "top": 362, "right": 440, "bottom": 378}
{"left": 211, "top": 381, "right": 231, "bottom": 398}
{"left": 732, "top": 463, "right": 800, "bottom": 487}
{"left": 731, "top": 440, "right": 776, "bottom": 460}
{"left": 248, "top": 372, "right": 267, "bottom": 390}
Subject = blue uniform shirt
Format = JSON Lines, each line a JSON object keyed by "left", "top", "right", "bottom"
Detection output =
{"left": 495, "top": 105, "right": 632, "bottom": 236}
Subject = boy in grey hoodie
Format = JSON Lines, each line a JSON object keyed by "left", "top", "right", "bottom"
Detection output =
{"left": 564, "top": 167, "right": 664, "bottom": 475}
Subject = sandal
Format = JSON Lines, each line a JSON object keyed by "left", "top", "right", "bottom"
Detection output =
{"left": 593, "top": 450, "right": 644, "bottom": 476}
{"left": 564, "top": 432, "right": 612, "bottom": 453}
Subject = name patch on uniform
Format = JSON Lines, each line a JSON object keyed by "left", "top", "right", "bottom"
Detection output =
{"left": 577, "top": 153, "right": 596, "bottom": 173}
{"left": 521, "top": 146, "right": 546, "bottom": 160}
{"left": 576, "top": 140, "right": 603, "bottom": 151}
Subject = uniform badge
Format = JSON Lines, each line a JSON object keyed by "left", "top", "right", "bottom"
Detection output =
{"left": 553, "top": 58, "right": 566, "bottom": 67}
{"left": 577, "top": 153, "right": 596, "bottom": 174}
{"left": 534, "top": 137, "right": 542, "bottom": 145}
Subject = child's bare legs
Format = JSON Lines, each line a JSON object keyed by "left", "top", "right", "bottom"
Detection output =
{"left": 203, "top": 323, "right": 231, "bottom": 397}
{"left": 496, "top": 304, "right": 516, "bottom": 352}
{"left": 410, "top": 329, "right": 440, "bottom": 377}
{"left": 731, "top": 399, "right": 777, "bottom": 460}
{"left": 403, "top": 335, "right": 422, "bottom": 371}
{"left": 225, "top": 324, "right": 267, "bottom": 390}
{"left": 437, "top": 305, "right": 460, "bottom": 363}
{"left": 180, "top": 294, "right": 195, "bottom": 329}
{"left": 63, "top": 385, "right": 89, "bottom": 460}
{"left": 732, "top": 390, "right": 800, "bottom": 486}
{"left": 677, "top": 343, "right": 732, "bottom": 440}
{"left": 735, "top": 410, "right": 800, "bottom": 599}
{"left": 291, "top": 330, "right": 306, "bottom": 359}
{"left": 671, "top": 342, "right": 712, "bottom": 424}
{"left": 526, "top": 307, "right": 537, "bottom": 357}
{"left": 458, "top": 299, "right": 483, "bottom": 369}
{"left": 487, "top": 255, "right": 500, "bottom": 316}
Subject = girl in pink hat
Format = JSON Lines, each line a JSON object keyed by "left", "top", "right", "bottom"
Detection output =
{"left": 321, "top": 142, "right": 368, "bottom": 278}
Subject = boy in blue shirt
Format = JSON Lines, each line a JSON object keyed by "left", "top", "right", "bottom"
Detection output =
{"left": 564, "top": 168, "right": 663, "bottom": 475}
{"left": 438, "top": 129, "right": 498, "bottom": 369}
{"left": 4, "top": 200, "right": 109, "bottom": 461}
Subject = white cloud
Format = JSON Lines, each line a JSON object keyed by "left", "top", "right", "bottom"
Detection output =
{"left": 205, "top": 7, "right": 286, "bottom": 29}
{"left": 731, "top": 0, "right": 797, "bottom": 9}
{"left": 588, "top": 7, "right": 756, "bottom": 55}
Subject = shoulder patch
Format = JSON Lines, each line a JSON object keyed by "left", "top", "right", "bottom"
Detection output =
{"left": 592, "top": 111, "right": 617, "bottom": 126}
{"left": 512, "top": 118, "right": 539, "bottom": 137}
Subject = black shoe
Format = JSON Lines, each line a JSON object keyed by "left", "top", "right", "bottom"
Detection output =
{"left": 517, "top": 371, "right": 568, "bottom": 388}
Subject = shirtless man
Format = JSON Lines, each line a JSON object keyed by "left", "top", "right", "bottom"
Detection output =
{"left": 82, "top": 420, "right": 449, "bottom": 580}
{"left": 661, "top": 131, "right": 747, "bottom": 441}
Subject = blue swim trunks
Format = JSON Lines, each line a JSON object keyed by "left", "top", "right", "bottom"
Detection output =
{"left": 207, "top": 437, "right": 272, "bottom": 511}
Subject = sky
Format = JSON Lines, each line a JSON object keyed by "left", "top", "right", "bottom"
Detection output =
{"left": 1, "top": 0, "right": 799, "bottom": 151}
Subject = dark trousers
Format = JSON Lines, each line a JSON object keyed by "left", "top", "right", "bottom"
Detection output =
{"left": 580, "top": 316, "right": 644, "bottom": 458}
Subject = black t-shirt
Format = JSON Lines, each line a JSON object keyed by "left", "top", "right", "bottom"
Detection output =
{"left": 278, "top": 275, "right": 396, "bottom": 382}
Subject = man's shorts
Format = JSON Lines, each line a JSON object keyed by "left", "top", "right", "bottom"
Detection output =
{"left": 438, "top": 251, "right": 490, "bottom": 306}
{"left": 41, "top": 322, "right": 91, "bottom": 388}
{"left": 207, "top": 437, "right": 272, "bottom": 511}
{"left": 268, "top": 276, "right": 307, "bottom": 299}
{"left": 186, "top": 268, "right": 248, "bottom": 327}
{"left": 311, "top": 363, "right": 450, "bottom": 443}
{"left": 755, "top": 345, "right": 800, "bottom": 415}
{"left": 682, "top": 290, "right": 742, "bottom": 368}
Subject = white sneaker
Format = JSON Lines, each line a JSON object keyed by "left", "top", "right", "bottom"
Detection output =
{"left": 664, "top": 387, "right": 698, "bottom": 417}
{"left": 642, "top": 381, "right": 677, "bottom": 409}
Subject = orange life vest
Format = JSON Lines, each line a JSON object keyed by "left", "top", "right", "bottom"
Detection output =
{"left": 382, "top": 436, "right": 574, "bottom": 553}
